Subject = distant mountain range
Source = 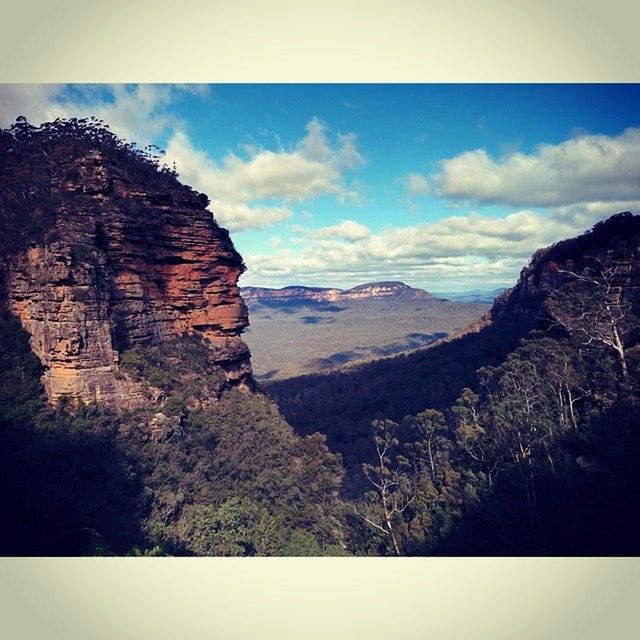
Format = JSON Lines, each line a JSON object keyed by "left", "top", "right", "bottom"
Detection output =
{"left": 242, "top": 281, "right": 507, "bottom": 305}
{"left": 242, "top": 281, "right": 432, "bottom": 303}
{"left": 241, "top": 280, "right": 488, "bottom": 380}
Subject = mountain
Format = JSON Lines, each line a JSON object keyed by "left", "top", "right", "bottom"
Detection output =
{"left": 0, "top": 118, "right": 345, "bottom": 556}
{"left": 2, "top": 117, "right": 639, "bottom": 556}
{"left": 243, "top": 286, "right": 487, "bottom": 379}
{"left": 1, "top": 118, "right": 251, "bottom": 409}
{"left": 242, "top": 280, "right": 432, "bottom": 303}
{"left": 242, "top": 280, "right": 487, "bottom": 380}
{"left": 492, "top": 211, "right": 640, "bottom": 327}
{"left": 270, "top": 212, "right": 640, "bottom": 437}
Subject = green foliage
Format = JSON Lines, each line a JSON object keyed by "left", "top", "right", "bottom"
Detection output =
{"left": 184, "top": 497, "right": 273, "bottom": 556}
{"left": 128, "top": 545, "right": 169, "bottom": 557}
{"left": 0, "top": 117, "right": 184, "bottom": 258}
{"left": 0, "top": 330, "right": 347, "bottom": 555}
{"left": 266, "top": 314, "right": 532, "bottom": 491}
{"left": 120, "top": 334, "right": 224, "bottom": 398}
{"left": 343, "top": 323, "right": 640, "bottom": 555}
{"left": 182, "top": 497, "right": 329, "bottom": 557}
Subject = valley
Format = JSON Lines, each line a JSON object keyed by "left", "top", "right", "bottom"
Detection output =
{"left": 2, "top": 114, "right": 640, "bottom": 558}
{"left": 242, "top": 283, "right": 490, "bottom": 379}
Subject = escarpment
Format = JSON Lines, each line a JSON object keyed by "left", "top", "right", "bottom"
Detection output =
{"left": 0, "top": 119, "right": 251, "bottom": 408}
{"left": 446, "top": 212, "right": 640, "bottom": 343}
{"left": 242, "top": 280, "right": 432, "bottom": 303}
{"left": 490, "top": 211, "right": 640, "bottom": 327}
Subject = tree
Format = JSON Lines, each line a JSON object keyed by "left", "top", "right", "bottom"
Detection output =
{"left": 404, "top": 409, "right": 452, "bottom": 486}
{"left": 547, "top": 259, "right": 636, "bottom": 377}
{"left": 185, "top": 497, "right": 275, "bottom": 556}
{"left": 353, "top": 419, "right": 415, "bottom": 555}
{"left": 453, "top": 388, "right": 500, "bottom": 489}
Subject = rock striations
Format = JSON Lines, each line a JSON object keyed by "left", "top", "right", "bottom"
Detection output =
{"left": 0, "top": 119, "right": 251, "bottom": 408}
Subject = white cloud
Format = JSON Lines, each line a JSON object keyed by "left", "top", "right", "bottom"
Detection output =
{"left": 0, "top": 84, "right": 64, "bottom": 127}
{"left": 549, "top": 200, "right": 640, "bottom": 228}
{"left": 0, "top": 84, "right": 183, "bottom": 147}
{"left": 241, "top": 202, "right": 640, "bottom": 290}
{"left": 269, "top": 236, "right": 284, "bottom": 248}
{"left": 160, "top": 129, "right": 304, "bottom": 231}
{"left": 163, "top": 117, "right": 364, "bottom": 231}
{"left": 315, "top": 219, "right": 372, "bottom": 241}
{"left": 0, "top": 85, "right": 364, "bottom": 233}
{"left": 208, "top": 200, "right": 293, "bottom": 232}
{"left": 403, "top": 172, "right": 430, "bottom": 196}
{"left": 435, "top": 127, "right": 640, "bottom": 207}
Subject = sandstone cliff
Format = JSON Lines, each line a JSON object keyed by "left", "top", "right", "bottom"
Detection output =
{"left": 0, "top": 118, "right": 251, "bottom": 408}
{"left": 243, "top": 280, "right": 432, "bottom": 303}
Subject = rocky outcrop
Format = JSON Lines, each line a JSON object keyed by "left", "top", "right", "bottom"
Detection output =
{"left": 342, "top": 281, "right": 432, "bottom": 300}
{"left": 1, "top": 123, "right": 251, "bottom": 408}
{"left": 432, "top": 212, "right": 640, "bottom": 348}
{"left": 490, "top": 212, "right": 640, "bottom": 326}
{"left": 243, "top": 280, "right": 432, "bottom": 303}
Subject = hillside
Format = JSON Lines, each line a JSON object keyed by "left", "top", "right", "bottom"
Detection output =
{"left": 267, "top": 212, "right": 640, "bottom": 554}
{"left": 2, "top": 117, "right": 639, "bottom": 556}
{"left": 243, "top": 282, "right": 487, "bottom": 379}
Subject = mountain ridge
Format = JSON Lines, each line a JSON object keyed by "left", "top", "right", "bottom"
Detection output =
{"left": 267, "top": 211, "right": 640, "bottom": 470}
{"left": 243, "top": 280, "right": 432, "bottom": 303}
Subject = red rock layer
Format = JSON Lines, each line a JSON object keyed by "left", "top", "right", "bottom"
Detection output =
{"left": 5, "top": 150, "right": 251, "bottom": 407}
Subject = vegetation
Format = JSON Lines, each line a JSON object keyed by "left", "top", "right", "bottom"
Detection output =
{"left": 265, "top": 313, "right": 531, "bottom": 496}
{"left": 2, "top": 229, "right": 639, "bottom": 554}
{"left": 0, "top": 317, "right": 346, "bottom": 555}
{"left": 268, "top": 216, "right": 640, "bottom": 555}
{"left": 0, "top": 116, "right": 185, "bottom": 257}
{"left": 337, "top": 331, "right": 640, "bottom": 556}
{"left": 1, "top": 118, "right": 638, "bottom": 555}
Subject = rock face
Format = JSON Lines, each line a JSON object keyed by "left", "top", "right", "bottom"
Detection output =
{"left": 491, "top": 212, "right": 640, "bottom": 326}
{"left": 1, "top": 125, "right": 251, "bottom": 408}
{"left": 432, "top": 212, "right": 640, "bottom": 348}
{"left": 243, "top": 280, "right": 432, "bottom": 303}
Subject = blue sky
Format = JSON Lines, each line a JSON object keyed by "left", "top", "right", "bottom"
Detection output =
{"left": 2, "top": 84, "right": 640, "bottom": 291}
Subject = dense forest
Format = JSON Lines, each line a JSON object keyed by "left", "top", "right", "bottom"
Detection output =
{"left": 1, "top": 118, "right": 639, "bottom": 555}
{"left": 0, "top": 314, "right": 347, "bottom": 556}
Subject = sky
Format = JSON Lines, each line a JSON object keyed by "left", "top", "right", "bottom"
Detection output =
{"left": 1, "top": 83, "right": 640, "bottom": 292}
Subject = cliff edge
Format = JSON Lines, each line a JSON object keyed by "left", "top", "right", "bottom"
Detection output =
{"left": 0, "top": 118, "right": 251, "bottom": 408}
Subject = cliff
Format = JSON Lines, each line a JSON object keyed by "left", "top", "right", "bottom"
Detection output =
{"left": 491, "top": 211, "right": 640, "bottom": 329}
{"left": 243, "top": 280, "right": 432, "bottom": 303}
{"left": 0, "top": 118, "right": 251, "bottom": 408}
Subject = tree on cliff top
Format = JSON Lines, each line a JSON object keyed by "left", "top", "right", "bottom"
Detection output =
{"left": 547, "top": 258, "right": 637, "bottom": 376}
